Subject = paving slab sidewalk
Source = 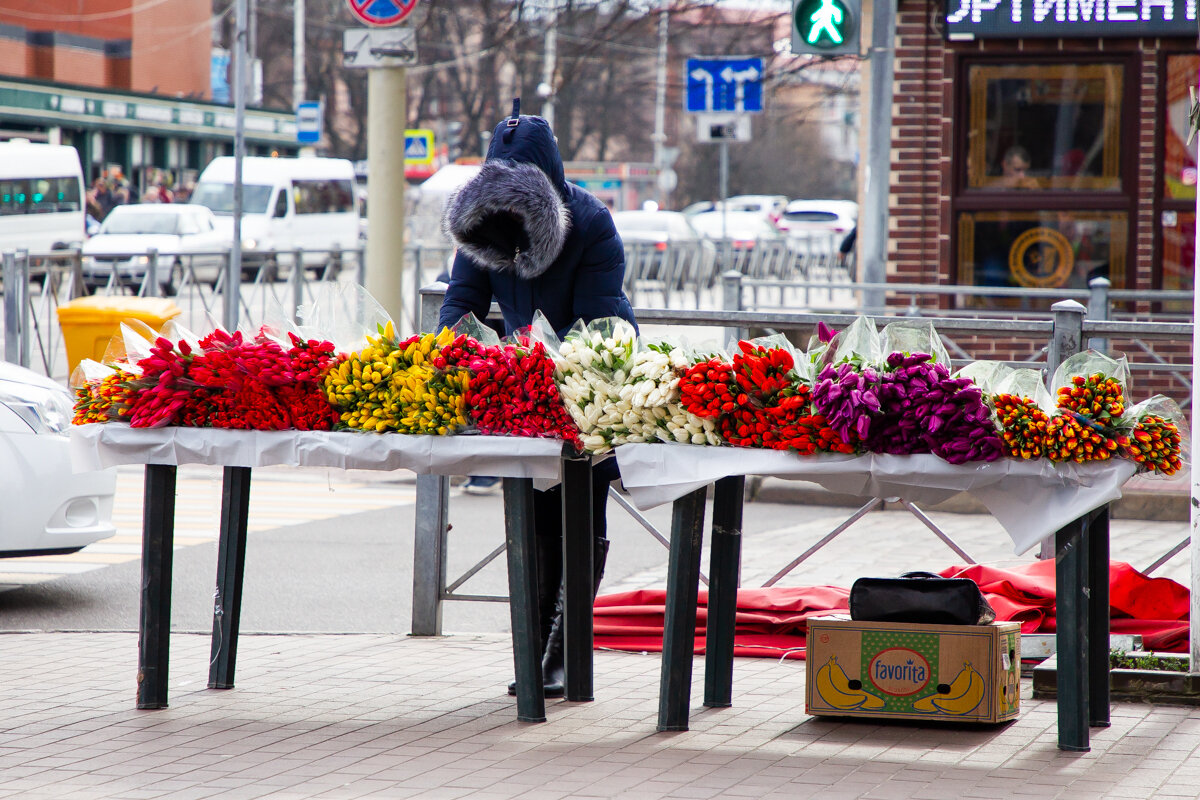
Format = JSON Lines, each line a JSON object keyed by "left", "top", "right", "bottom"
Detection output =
{"left": 0, "top": 507, "right": 1196, "bottom": 799}
{"left": 0, "top": 631, "right": 1198, "bottom": 800}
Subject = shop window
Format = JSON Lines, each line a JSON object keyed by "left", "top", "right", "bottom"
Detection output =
{"left": 1160, "top": 210, "right": 1194, "bottom": 311}
{"left": 966, "top": 63, "right": 1123, "bottom": 192}
{"left": 1163, "top": 56, "right": 1198, "bottom": 202}
{"left": 957, "top": 210, "right": 1127, "bottom": 295}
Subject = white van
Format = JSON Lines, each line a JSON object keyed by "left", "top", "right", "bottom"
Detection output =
{"left": 189, "top": 156, "right": 359, "bottom": 276}
{"left": 0, "top": 140, "right": 86, "bottom": 254}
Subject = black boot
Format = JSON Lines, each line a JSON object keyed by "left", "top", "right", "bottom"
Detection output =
{"left": 542, "top": 537, "right": 610, "bottom": 698}
{"left": 507, "top": 525, "right": 564, "bottom": 696}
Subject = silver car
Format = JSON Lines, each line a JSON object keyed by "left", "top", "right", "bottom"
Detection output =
{"left": 82, "top": 204, "right": 230, "bottom": 293}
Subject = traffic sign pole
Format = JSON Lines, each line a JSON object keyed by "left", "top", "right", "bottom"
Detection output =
{"left": 345, "top": 0, "right": 419, "bottom": 328}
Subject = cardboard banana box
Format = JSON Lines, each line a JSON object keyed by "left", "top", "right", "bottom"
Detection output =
{"left": 805, "top": 617, "right": 1021, "bottom": 724}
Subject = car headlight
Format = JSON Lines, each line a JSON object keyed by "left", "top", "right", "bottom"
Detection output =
{"left": 0, "top": 379, "right": 73, "bottom": 434}
{"left": 132, "top": 255, "right": 150, "bottom": 266}
{"left": 243, "top": 239, "right": 258, "bottom": 250}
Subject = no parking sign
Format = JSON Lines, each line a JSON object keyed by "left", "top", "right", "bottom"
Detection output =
{"left": 345, "top": 0, "right": 418, "bottom": 27}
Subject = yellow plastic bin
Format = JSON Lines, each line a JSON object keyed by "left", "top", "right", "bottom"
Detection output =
{"left": 56, "top": 296, "right": 181, "bottom": 376}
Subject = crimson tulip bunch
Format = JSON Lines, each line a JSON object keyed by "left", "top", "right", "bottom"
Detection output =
{"left": 465, "top": 339, "right": 583, "bottom": 448}
{"left": 678, "top": 346, "right": 852, "bottom": 454}
{"left": 76, "top": 328, "right": 342, "bottom": 430}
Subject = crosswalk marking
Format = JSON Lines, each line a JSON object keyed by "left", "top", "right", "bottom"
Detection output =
{"left": 0, "top": 464, "right": 421, "bottom": 592}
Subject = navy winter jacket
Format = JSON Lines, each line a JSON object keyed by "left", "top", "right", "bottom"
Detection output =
{"left": 437, "top": 113, "right": 637, "bottom": 338}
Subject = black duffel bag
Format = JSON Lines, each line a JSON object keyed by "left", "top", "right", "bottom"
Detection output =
{"left": 849, "top": 571, "right": 996, "bottom": 626}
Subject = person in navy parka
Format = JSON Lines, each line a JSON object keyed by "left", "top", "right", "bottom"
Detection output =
{"left": 438, "top": 100, "right": 635, "bottom": 699}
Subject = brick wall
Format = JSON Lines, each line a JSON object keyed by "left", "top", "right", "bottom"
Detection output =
{"left": 0, "top": 37, "right": 31, "bottom": 76}
{"left": 129, "top": 0, "right": 209, "bottom": 98}
{"left": 51, "top": 46, "right": 109, "bottom": 87}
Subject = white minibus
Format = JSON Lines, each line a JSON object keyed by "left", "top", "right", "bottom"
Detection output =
{"left": 0, "top": 139, "right": 86, "bottom": 255}
{"left": 189, "top": 156, "right": 359, "bottom": 276}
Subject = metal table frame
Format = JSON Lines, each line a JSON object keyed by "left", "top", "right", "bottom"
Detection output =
{"left": 136, "top": 455, "right": 597, "bottom": 723}
{"left": 658, "top": 475, "right": 1112, "bottom": 752}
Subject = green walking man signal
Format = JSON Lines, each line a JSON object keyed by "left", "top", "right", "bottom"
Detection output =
{"left": 792, "top": 0, "right": 859, "bottom": 56}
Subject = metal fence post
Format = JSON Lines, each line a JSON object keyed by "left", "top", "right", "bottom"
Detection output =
{"left": 721, "top": 270, "right": 743, "bottom": 345}
{"left": 13, "top": 251, "right": 31, "bottom": 367}
{"left": 412, "top": 244, "right": 423, "bottom": 335}
{"left": 412, "top": 280, "right": 451, "bottom": 636}
{"left": 1039, "top": 298, "right": 1087, "bottom": 560}
{"left": 356, "top": 244, "right": 366, "bottom": 287}
{"left": 292, "top": 248, "right": 305, "bottom": 325}
{"left": 69, "top": 247, "right": 85, "bottom": 300}
{"left": 3, "top": 250, "right": 19, "bottom": 365}
{"left": 1085, "top": 277, "right": 1111, "bottom": 354}
{"left": 145, "top": 248, "right": 159, "bottom": 298}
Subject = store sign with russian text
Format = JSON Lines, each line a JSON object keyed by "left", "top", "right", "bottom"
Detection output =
{"left": 944, "top": 0, "right": 1197, "bottom": 38}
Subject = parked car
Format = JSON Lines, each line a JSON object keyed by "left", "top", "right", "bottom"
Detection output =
{"left": 613, "top": 209, "right": 717, "bottom": 282}
{"left": 0, "top": 363, "right": 116, "bottom": 556}
{"left": 723, "top": 194, "right": 789, "bottom": 228}
{"left": 688, "top": 209, "right": 782, "bottom": 249}
{"left": 778, "top": 199, "right": 858, "bottom": 247}
{"left": 81, "top": 204, "right": 230, "bottom": 293}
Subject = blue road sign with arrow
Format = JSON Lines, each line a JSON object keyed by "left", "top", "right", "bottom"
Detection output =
{"left": 685, "top": 57, "right": 764, "bottom": 114}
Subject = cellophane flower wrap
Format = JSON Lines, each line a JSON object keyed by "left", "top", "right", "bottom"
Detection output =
{"left": 323, "top": 321, "right": 473, "bottom": 434}
{"left": 1113, "top": 394, "right": 1187, "bottom": 476}
{"left": 990, "top": 368, "right": 1054, "bottom": 460}
{"left": 456, "top": 312, "right": 583, "bottom": 448}
{"left": 1043, "top": 351, "right": 1129, "bottom": 463}
{"left": 553, "top": 318, "right": 719, "bottom": 453}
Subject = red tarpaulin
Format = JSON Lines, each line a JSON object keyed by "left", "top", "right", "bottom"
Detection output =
{"left": 592, "top": 561, "right": 1190, "bottom": 660}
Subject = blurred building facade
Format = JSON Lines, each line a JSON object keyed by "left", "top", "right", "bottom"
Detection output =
{"left": 0, "top": 0, "right": 296, "bottom": 195}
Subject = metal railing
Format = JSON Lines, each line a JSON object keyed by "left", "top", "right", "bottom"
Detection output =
{"left": 409, "top": 281, "right": 1193, "bottom": 635}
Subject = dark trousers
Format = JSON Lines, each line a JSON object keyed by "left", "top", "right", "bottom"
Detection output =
{"left": 532, "top": 473, "right": 611, "bottom": 591}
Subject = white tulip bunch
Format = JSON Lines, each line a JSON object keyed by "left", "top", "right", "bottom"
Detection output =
{"left": 554, "top": 322, "right": 721, "bottom": 453}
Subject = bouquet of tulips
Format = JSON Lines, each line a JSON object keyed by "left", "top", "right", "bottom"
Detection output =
{"left": 1114, "top": 395, "right": 1186, "bottom": 476}
{"left": 988, "top": 368, "right": 1054, "bottom": 460}
{"left": 553, "top": 318, "right": 720, "bottom": 453}
{"left": 444, "top": 313, "right": 583, "bottom": 447}
{"left": 72, "top": 321, "right": 342, "bottom": 430}
{"left": 323, "top": 323, "right": 472, "bottom": 434}
{"left": 677, "top": 336, "right": 850, "bottom": 455}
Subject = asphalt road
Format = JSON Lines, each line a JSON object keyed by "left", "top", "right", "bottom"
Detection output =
{"left": 0, "top": 475, "right": 832, "bottom": 636}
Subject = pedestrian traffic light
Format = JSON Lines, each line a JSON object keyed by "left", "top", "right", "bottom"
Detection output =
{"left": 792, "top": 0, "right": 860, "bottom": 57}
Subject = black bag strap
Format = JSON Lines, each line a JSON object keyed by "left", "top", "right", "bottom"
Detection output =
{"left": 899, "top": 571, "right": 944, "bottom": 580}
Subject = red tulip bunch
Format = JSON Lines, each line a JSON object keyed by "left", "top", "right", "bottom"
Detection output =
{"left": 465, "top": 340, "right": 582, "bottom": 448}
{"left": 79, "top": 327, "right": 343, "bottom": 430}
{"left": 678, "top": 345, "right": 851, "bottom": 454}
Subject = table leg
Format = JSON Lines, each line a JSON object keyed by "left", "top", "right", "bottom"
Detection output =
{"left": 209, "top": 466, "right": 252, "bottom": 689}
{"left": 658, "top": 486, "right": 708, "bottom": 732}
{"left": 503, "top": 477, "right": 545, "bottom": 722}
{"left": 138, "top": 464, "right": 176, "bottom": 710}
{"left": 704, "top": 476, "right": 744, "bottom": 709}
{"left": 1088, "top": 504, "right": 1111, "bottom": 728}
{"left": 1055, "top": 516, "right": 1090, "bottom": 752}
{"left": 561, "top": 456, "right": 594, "bottom": 702}
{"left": 411, "top": 474, "right": 450, "bottom": 636}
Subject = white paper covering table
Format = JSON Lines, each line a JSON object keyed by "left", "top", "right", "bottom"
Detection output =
{"left": 615, "top": 443, "right": 1138, "bottom": 751}
{"left": 68, "top": 424, "right": 588, "bottom": 723}
{"left": 615, "top": 443, "right": 1136, "bottom": 555}
{"left": 70, "top": 424, "right": 567, "bottom": 479}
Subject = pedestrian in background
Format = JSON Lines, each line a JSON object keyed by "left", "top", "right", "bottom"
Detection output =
{"left": 438, "top": 99, "right": 635, "bottom": 697}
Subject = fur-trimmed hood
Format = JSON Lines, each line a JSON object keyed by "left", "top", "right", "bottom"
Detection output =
{"left": 441, "top": 159, "right": 571, "bottom": 279}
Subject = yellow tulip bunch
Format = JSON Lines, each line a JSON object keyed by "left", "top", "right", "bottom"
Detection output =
{"left": 323, "top": 324, "right": 470, "bottom": 434}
